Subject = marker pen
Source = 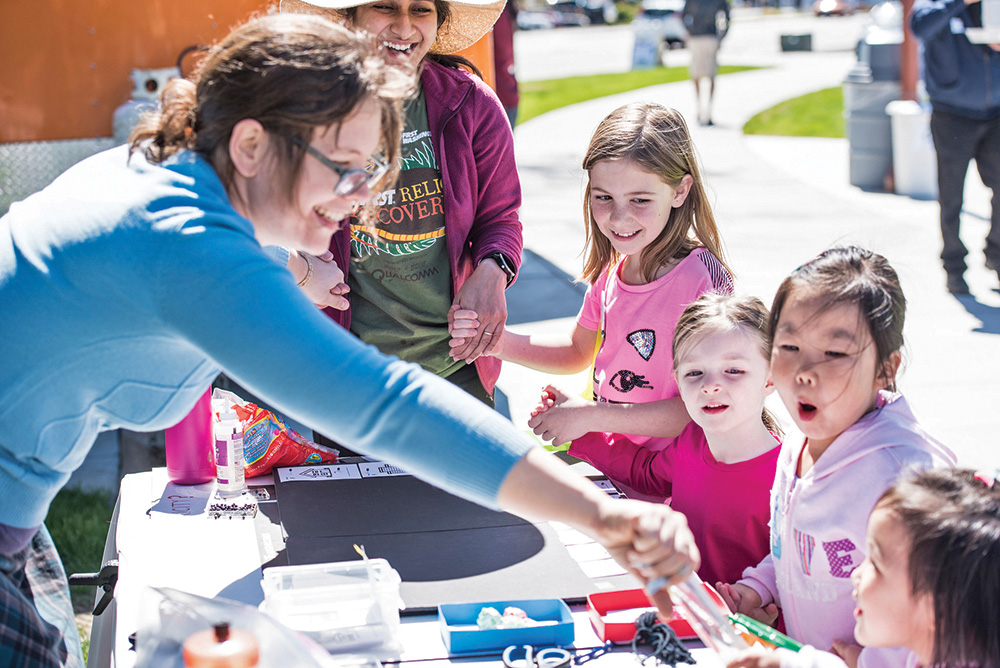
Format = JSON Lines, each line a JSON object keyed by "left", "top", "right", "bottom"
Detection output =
{"left": 729, "top": 613, "right": 803, "bottom": 652}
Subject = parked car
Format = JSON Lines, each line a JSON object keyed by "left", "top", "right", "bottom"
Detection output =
{"left": 632, "top": 0, "right": 688, "bottom": 49}
{"left": 813, "top": 0, "right": 857, "bottom": 15}
{"left": 516, "top": 9, "right": 559, "bottom": 29}
{"left": 549, "top": 0, "right": 619, "bottom": 25}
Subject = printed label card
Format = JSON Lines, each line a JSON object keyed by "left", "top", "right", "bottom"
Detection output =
{"left": 358, "top": 461, "right": 410, "bottom": 477}
{"left": 276, "top": 464, "right": 362, "bottom": 483}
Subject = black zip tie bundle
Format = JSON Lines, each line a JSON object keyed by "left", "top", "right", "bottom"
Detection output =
{"left": 631, "top": 611, "right": 695, "bottom": 667}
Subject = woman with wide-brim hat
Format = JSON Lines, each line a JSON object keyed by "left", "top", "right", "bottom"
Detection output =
{"left": 281, "top": 0, "right": 522, "bottom": 412}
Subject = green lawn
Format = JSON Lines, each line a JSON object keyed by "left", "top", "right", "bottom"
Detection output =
{"left": 743, "top": 86, "right": 845, "bottom": 138}
{"left": 47, "top": 488, "right": 115, "bottom": 663}
{"left": 46, "top": 488, "right": 115, "bottom": 613}
{"left": 518, "top": 65, "right": 759, "bottom": 125}
{"left": 518, "top": 68, "right": 844, "bottom": 139}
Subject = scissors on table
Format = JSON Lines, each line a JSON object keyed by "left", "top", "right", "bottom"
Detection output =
{"left": 502, "top": 643, "right": 613, "bottom": 668}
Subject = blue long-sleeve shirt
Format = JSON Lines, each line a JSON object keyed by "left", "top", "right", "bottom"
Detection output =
{"left": 910, "top": 0, "right": 1000, "bottom": 119}
{"left": 0, "top": 146, "right": 533, "bottom": 529}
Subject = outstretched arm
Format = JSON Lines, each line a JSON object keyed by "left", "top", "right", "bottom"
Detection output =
{"left": 451, "top": 312, "right": 598, "bottom": 373}
{"left": 498, "top": 447, "right": 700, "bottom": 617}
{"left": 530, "top": 387, "right": 691, "bottom": 442}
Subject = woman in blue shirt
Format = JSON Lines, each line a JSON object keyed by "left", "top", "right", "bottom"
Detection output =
{"left": 0, "top": 14, "right": 697, "bottom": 667}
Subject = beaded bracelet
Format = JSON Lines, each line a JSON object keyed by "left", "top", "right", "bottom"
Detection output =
{"left": 297, "top": 252, "right": 314, "bottom": 288}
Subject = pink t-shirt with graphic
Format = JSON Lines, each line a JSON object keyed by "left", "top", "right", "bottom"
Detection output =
{"left": 577, "top": 247, "right": 733, "bottom": 449}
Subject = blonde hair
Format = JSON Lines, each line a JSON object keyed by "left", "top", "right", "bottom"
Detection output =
{"left": 672, "top": 293, "right": 782, "bottom": 436}
{"left": 581, "top": 103, "right": 731, "bottom": 285}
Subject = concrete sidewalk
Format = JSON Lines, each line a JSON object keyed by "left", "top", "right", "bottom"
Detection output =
{"left": 500, "top": 36, "right": 999, "bottom": 471}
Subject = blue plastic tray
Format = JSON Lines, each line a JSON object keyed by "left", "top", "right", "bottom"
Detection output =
{"left": 438, "top": 599, "right": 575, "bottom": 654}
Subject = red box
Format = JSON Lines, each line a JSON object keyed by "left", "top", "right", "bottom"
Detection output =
{"left": 586, "top": 585, "right": 725, "bottom": 644}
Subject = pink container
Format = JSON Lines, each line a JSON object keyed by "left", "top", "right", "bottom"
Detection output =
{"left": 165, "top": 389, "right": 215, "bottom": 485}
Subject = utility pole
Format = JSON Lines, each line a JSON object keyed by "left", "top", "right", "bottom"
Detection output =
{"left": 900, "top": 0, "right": 919, "bottom": 99}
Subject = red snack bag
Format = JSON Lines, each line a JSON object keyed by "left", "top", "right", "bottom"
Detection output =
{"left": 213, "top": 389, "right": 338, "bottom": 478}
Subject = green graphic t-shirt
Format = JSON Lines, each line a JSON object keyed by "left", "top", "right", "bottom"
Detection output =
{"left": 349, "top": 88, "right": 461, "bottom": 378}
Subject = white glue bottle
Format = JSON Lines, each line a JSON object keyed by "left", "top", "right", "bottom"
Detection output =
{"left": 214, "top": 409, "right": 246, "bottom": 496}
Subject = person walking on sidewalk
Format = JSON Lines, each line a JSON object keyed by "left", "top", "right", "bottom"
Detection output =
{"left": 683, "top": 0, "right": 729, "bottom": 126}
{"left": 911, "top": 0, "right": 1000, "bottom": 294}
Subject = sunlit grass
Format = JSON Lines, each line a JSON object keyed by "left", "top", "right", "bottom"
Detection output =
{"left": 518, "top": 65, "right": 759, "bottom": 124}
{"left": 743, "top": 86, "right": 845, "bottom": 138}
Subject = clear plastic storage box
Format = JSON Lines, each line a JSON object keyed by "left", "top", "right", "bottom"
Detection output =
{"left": 261, "top": 559, "right": 403, "bottom": 654}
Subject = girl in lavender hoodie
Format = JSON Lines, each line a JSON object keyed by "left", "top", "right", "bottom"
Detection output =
{"left": 729, "top": 468, "right": 1000, "bottom": 668}
{"left": 717, "top": 247, "right": 955, "bottom": 668}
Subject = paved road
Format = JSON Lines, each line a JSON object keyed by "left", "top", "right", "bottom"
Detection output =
{"left": 514, "top": 10, "right": 871, "bottom": 81}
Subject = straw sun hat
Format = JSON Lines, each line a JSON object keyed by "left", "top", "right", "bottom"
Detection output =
{"left": 280, "top": 0, "right": 507, "bottom": 55}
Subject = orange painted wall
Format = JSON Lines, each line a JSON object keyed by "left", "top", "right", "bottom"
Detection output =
{"left": 0, "top": 1, "right": 495, "bottom": 144}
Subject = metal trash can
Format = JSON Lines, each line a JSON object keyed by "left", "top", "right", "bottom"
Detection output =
{"left": 843, "top": 64, "right": 899, "bottom": 190}
{"left": 780, "top": 34, "right": 812, "bottom": 51}
{"left": 886, "top": 100, "right": 938, "bottom": 199}
{"left": 843, "top": 1, "right": 903, "bottom": 190}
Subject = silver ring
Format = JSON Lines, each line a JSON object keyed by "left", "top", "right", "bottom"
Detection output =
{"left": 483, "top": 332, "right": 493, "bottom": 337}
{"left": 645, "top": 576, "right": 669, "bottom": 595}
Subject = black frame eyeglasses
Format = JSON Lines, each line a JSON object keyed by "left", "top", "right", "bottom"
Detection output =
{"left": 291, "top": 137, "right": 390, "bottom": 198}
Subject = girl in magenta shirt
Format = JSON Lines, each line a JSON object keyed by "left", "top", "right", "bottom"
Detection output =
{"left": 571, "top": 293, "right": 781, "bottom": 586}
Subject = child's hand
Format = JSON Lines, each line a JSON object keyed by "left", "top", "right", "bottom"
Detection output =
{"left": 448, "top": 306, "right": 480, "bottom": 346}
{"left": 529, "top": 385, "right": 571, "bottom": 415}
{"left": 448, "top": 306, "right": 500, "bottom": 361}
{"left": 527, "top": 385, "right": 594, "bottom": 444}
{"left": 529, "top": 388, "right": 558, "bottom": 417}
{"left": 716, "top": 582, "right": 779, "bottom": 626}
{"left": 301, "top": 251, "right": 351, "bottom": 310}
{"left": 831, "top": 640, "right": 862, "bottom": 668}
{"left": 726, "top": 647, "right": 782, "bottom": 668}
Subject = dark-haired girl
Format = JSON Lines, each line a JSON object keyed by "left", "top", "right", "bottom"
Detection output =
{"left": 717, "top": 247, "right": 956, "bottom": 666}
{"left": 729, "top": 468, "right": 1000, "bottom": 668}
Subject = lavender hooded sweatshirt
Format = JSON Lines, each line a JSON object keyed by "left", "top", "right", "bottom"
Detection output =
{"left": 739, "top": 391, "right": 954, "bottom": 658}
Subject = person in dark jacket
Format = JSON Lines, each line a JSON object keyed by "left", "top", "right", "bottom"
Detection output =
{"left": 911, "top": 0, "right": 1000, "bottom": 294}
{"left": 682, "top": 0, "right": 729, "bottom": 126}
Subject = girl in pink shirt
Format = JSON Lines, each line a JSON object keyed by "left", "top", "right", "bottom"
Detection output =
{"left": 571, "top": 293, "right": 782, "bottom": 586}
{"left": 450, "top": 103, "right": 733, "bottom": 491}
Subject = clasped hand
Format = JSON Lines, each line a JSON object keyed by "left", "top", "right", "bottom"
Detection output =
{"left": 528, "top": 386, "right": 595, "bottom": 445}
{"left": 715, "top": 583, "right": 861, "bottom": 668}
{"left": 447, "top": 262, "right": 508, "bottom": 362}
{"left": 298, "top": 251, "right": 350, "bottom": 310}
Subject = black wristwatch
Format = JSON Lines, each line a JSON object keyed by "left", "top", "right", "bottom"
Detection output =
{"left": 480, "top": 251, "right": 516, "bottom": 288}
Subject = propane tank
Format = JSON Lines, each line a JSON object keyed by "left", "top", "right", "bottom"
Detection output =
{"left": 112, "top": 67, "right": 180, "bottom": 145}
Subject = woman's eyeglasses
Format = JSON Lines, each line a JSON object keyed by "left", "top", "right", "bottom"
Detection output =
{"left": 291, "top": 137, "right": 390, "bottom": 198}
